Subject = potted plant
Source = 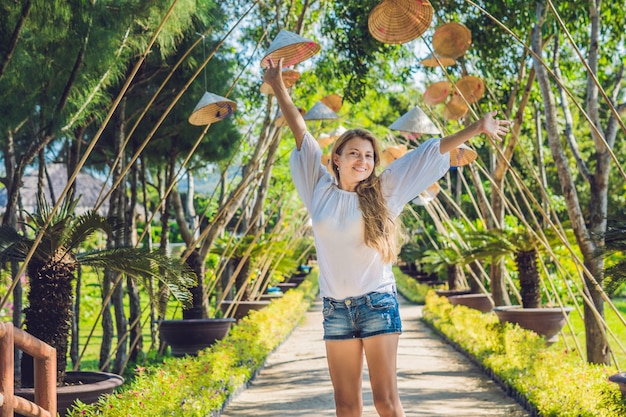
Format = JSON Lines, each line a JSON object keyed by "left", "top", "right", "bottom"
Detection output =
{"left": 0, "top": 197, "right": 195, "bottom": 415}
{"left": 466, "top": 217, "right": 573, "bottom": 342}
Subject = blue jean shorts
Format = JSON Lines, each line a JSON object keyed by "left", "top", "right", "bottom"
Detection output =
{"left": 322, "top": 291, "right": 402, "bottom": 340}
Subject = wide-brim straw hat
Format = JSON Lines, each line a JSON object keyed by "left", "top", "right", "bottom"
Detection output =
{"left": 261, "top": 30, "right": 321, "bottom": 68}
{"left": 432, "top": 22, "right": 472, "bottom": 59}
{"left": 450, "top": 143, "right": 477, "bottom": 166}
{"left": 188, "top": 91, "right": 236, "bottom": 126}
{"left": 368, "top": 0, "right": 434, "bottom": 45}
{"left": 275, "top": 107, "right": 305, "bottom": 127}
{"left": 260, "top": 69, "right": 301, "bottom": 95}
{"left": 443, "top": 94, "right": 469, "bottom": 120}
{"left": 321, "top": 94, "right": 343, "bottom": 113}
{"left": 381, "top": 144, "right": 408, "bottom": 165}
{"left": 423, "top": 81, "right": 452, "bottom": 106}
{"left": 420, "top": 53, "right": 456, "bottom": 67}
{"left": 303, "top": 101, "right": 340, "bottom": 121}
{"left": 389, "top": 106, "right": 440, "bottom": 135}
{"left": 454, "top": 75, "right": 485, "bottom": 104}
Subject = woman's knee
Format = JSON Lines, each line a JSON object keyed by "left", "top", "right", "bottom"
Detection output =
{"left": 373, "top": 394, "right": 403, "bottom": 417}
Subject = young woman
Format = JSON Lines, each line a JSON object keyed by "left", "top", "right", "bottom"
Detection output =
{"left": 263, "top": 58, "right": 511, "bottom": 417}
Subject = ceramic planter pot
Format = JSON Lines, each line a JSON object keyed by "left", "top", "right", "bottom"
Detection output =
{"left": 493, "top": 305, "right": 574, "bottom": 343}
{"left": 434, "top": 288, "right": 472, "bottom": 297}
{"left": 15, "top": 371, "right": 123, "bottom": 417}
{"left": 448, "top": 293, "right": 494, "bottom": 313}
{"left": 220, "top": 300, "right": 271, "bottom": 320}
{"left": 608, "top": 372, "right": 626, "bottom": 398}
{"left": 159, "top": 318, "right": 236, "bottom": 357}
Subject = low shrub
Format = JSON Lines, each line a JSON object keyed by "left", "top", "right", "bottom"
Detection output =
{"left": 393, "top": 266, "right": 434, "bottom": 304}
{"left": 422, "top": 292, "right": 626, "bottom": 417}
{"left": 69, "top": 272, "right": 319, "bottom": 417}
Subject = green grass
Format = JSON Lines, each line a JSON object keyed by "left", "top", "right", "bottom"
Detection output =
{"left": 556, "top": 297, "right": 626, "bottom": 367}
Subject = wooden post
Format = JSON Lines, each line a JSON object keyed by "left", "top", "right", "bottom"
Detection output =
{"left": 0, "top": 322, "right": 15, "bottom": 417}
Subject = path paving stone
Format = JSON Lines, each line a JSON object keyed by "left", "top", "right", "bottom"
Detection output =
{"left": 221, "top": 297, "right": 529, "bottom": 417}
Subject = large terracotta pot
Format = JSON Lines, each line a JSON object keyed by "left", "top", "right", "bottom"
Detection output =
{"left": 220, "top": 300, "right": 270, "bottom": 320}
{"left": 493, "top": 305, "right": 574, "bottom": 343}
{"left": 15, "top": 371, "right": 123, "bottom": 417}
{"left": 448, "top": 293, "right": 494, "bottom": 313}
{"left": 159, "top": 318, "right": 236, "bottom": 357}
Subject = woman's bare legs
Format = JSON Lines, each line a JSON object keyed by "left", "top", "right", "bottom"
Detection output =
{"left": 363, "top": 334, "right": 405, "bottom": 417}
{"left": 326, "top": 339, "right": 364, "bottom": 417}
{"left": 326, "top": 334, "right": 404, "bottom": 417}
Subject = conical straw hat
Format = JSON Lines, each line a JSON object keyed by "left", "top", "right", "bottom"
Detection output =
{"left": 321, "top": 94, "right": 343, "bottom": 112}
{"left": 454, "top": 75, "right": 485, "bottom": 104}
{"left": 261, "top": 30, "right": 321, "bottom": 68}
{"left": 432, "top": 22, "right": 472, "bottom": 59}
{"left": 423, "top": 81, "right": 452, "bottom": 106}
{"left": 443, "top": 94, "right": 469, "bottom": 120}
{"left": 274, "top": 107, "right": 305, "bottom": 127}
{"left": 368, "top": 0, "right": 434, "bottom": 45}
{"left": 449, "top": 143, "right": 477, "bottom": 166}
{"left": 260, "top": 69, "right": 301, "bottom": 94}
{"left": 389, "top": 106, "right": 440, "bottom": 134}
{"left": 381, "top": 144, "right": 408, "bottom": 165}
{"left": 321, "top": 153, "right": 333, "bottom": 169}
{"left": 420, "top": 53, "right": 456, "bottom": 67}
{"left": 188, "top": 91, "right": 236, "bottom": 126}
{"left": 303, "top": 101, "right": 340, "bottom": 121}
{"left": 317, "top": 133, "right": 335, "bottom": 149}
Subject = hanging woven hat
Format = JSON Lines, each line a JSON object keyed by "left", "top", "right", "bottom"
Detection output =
{"left": 188, "top": 91, "right": 236, "bottom": 126}
{"left": 381, "top": 144, "right": 408, "bottom": 165}
{"left": 423, "top": 81, "right": 452, "bottom": 106}
{"left": 260, "top": 69, "right": 301, "bottom": 95}
{"left": 443, "top": 94, "right": 469, "bottom": 120}
{"left": 261, "top": 30, "right": 321, "bottom": 68}
{"left": 368, "top": 0, "right": 434, "bottom": 45}
{"left": 321, "top": 153, "right": 332, "bottom": 169}
{"left": 420, "top": 53, "right": 456, "bottom": 67}
{"left": 454, "top": 75, "right": 485, "bottom": 104}
{"left": 320, "top": 94, "right": 343, "bottom": 113}
{"left": 318, "top": 133, "right": 335, "bottom": 149}
{"left": 432, "top": 22, "right": 472, "bottom": 59}
{"left": 274, "top": 107, "right": 305, "bottom": 127}
{"left": 303, "top": 101, "right": 340, "bottom": 121}
{"left": 450, "top": 143, "right": 477, "bottom": 167}
{"left": 389, "top": 106, "right": 440, "bottom": 134}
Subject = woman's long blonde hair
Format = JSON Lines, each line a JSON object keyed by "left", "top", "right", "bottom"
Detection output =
{"left": 330, "top": 128, "right": 398, "bottom": 263}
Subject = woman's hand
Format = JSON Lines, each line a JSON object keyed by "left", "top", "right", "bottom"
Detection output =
{"left": 481, "top": 111, "right": 513, "bottom": 141}
{"left": 262, "top": 58, "right": 286, "bottom": 92}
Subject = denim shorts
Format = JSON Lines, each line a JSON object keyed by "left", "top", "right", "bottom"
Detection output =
{"left": 322, "top": 291, "right": 402, "bottom": 340}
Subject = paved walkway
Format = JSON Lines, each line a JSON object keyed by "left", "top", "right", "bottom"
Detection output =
{"left": 221, "top": 297, "right": 529, "bottom": 417}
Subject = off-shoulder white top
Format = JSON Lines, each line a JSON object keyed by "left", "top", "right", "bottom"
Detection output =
{"left": 290, "top": 132, "right": 449, "bottom": 299}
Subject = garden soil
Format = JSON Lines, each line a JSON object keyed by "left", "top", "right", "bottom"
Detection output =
{"left": 220, "top": 296, "right": 530, "bottom": 417}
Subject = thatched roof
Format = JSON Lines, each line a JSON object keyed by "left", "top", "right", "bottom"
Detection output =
{"left": 0, "top": 164, "right": 110, "bottom": 215}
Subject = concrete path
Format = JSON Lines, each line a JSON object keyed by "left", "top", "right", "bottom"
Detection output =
{"left": 221, "top": 297, "right": 529, "bottom": 417}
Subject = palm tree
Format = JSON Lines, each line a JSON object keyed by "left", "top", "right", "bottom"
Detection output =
{"left": 0, "top": 197, "right": 195, "bottom": 387}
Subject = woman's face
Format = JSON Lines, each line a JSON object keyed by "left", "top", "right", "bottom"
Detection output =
{"left": 333, "top": 136, "right": 375, "bottom": 192}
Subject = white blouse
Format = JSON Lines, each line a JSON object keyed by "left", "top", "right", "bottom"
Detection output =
{"left": 290, "top": 132, "right": 450, "bottom": 300}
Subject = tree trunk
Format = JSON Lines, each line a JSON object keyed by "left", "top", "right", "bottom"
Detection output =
{"left": 532, "top": 2, "right": 609, "bottom": 364}
{"left": 126, "top": 154, "right": 142, "bottom": 363}
{"left": 182, "top": 249, "right": 207, "bottom": 319}
{"left": 516, "top": 249, "right": 541, "bottom": 308}
{"left": 446, "top": 264, "right": 462, "bottom": 291}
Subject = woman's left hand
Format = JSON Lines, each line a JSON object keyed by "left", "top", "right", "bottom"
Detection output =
{"left": 482, "top": 111, "right": 513, "bottom": 141}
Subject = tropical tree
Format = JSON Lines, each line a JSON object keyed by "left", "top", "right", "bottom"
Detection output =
{"left": 0, "top": 197, "right": 195, "bottom": 387}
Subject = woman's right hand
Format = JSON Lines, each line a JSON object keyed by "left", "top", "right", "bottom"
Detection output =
{"left": 263, "top": 58, "right": 286, "bottom": 92}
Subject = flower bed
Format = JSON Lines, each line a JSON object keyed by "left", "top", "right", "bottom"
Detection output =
{"left": 68, "top": 272, "right": 319, "bottom": 417}
{"left": 421, "top": 292, "right": 626, "bottom": 417}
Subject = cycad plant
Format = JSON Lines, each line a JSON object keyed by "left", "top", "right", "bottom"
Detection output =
{"left": 0, "top": 197, "right": 195, "bottom": 387}
{"left": 603, "top": 218, "right": 626, "bottom": 297}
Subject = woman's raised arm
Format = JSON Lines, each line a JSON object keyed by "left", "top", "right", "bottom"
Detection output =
{"left": 263, "top": 58, "right": 307, "bottom": 149}
{"left": 439, "top": 111, "right": 512, "bottom": 154}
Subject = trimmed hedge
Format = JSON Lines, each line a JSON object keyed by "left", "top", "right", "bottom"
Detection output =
{"left": 69, "top": 272, "right": 319, "bottom": 417}
{"left": 421, "top": 292, "right": 626, "bottom": 417}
